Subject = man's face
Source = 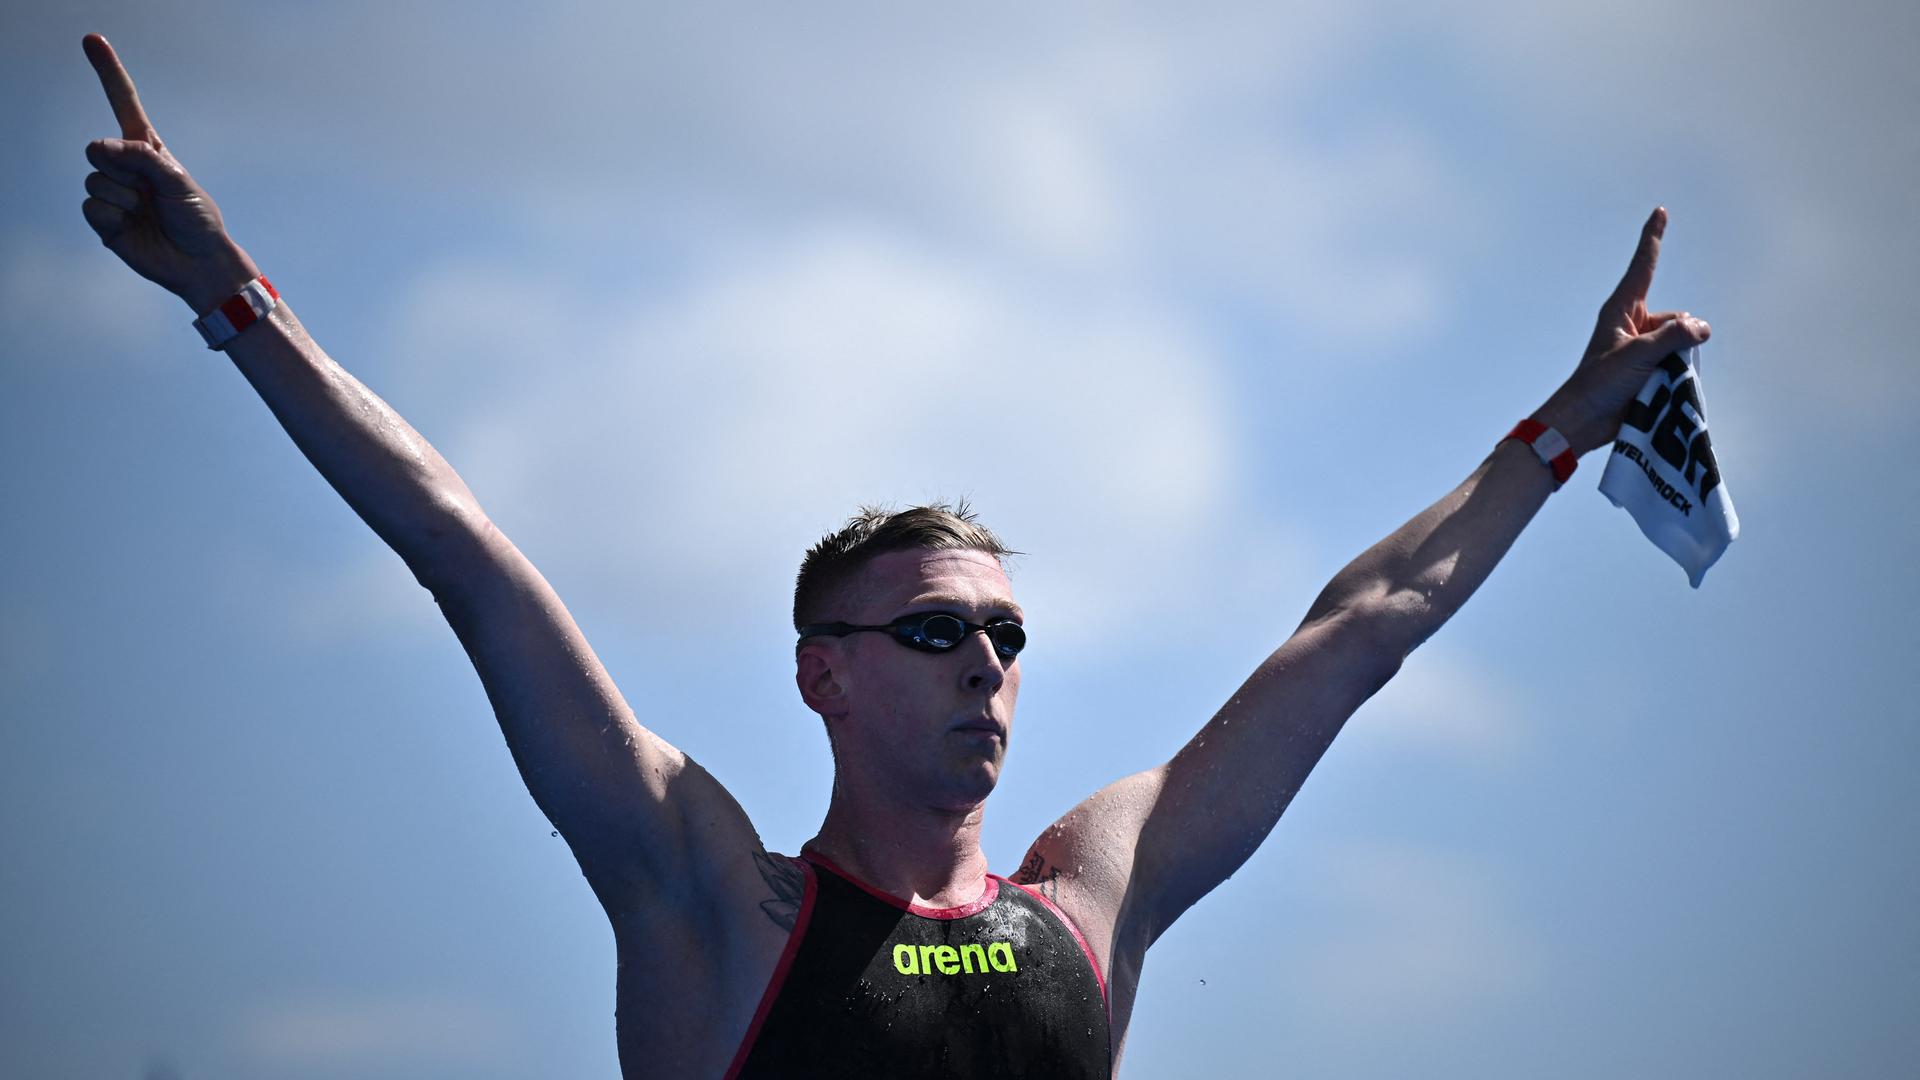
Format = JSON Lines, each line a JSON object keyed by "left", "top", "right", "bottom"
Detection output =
{"left": 810, "top": 547, "right": 1023, "bottom": 811}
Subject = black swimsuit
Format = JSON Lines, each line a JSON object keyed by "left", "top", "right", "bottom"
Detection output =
{"left": 725, "top": 852, "right": 1112, "bottom": 1079}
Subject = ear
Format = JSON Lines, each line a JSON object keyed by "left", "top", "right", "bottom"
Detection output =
{"left": 796, "top": 645, "right": 850, "bottom": 720}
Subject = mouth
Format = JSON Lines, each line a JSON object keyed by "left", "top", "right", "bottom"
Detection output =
{"left": 951, "top": 718, "right": 1005, "bottom": 740}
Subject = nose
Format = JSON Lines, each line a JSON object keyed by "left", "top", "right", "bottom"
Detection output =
{"left": 961, "top": 630, "right": 1009, "bottom": 694}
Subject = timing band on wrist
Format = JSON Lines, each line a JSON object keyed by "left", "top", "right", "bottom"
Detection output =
{"left": 192, "top": 275, "right": 278, "bottom": 350}
{"left": 1503, "top": 418, "right": 1577, "bottom": 490}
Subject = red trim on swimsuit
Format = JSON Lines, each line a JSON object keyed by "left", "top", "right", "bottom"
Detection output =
{"left": 801, "top": 851, "right": 1001, "bottom": 920}
{"left": 721, "top": 858, "right": 818, "bottom": 1080}
{"left": 1001, "top": 876, "right": 1110, "bottom": 1013}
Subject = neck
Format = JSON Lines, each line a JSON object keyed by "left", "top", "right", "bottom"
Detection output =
{"left": 806, "top": 779, "right": 992, "bottom": 909}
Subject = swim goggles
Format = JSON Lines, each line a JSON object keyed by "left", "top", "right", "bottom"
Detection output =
{"left": 797, "top": 612, "right": 1026, "bottom": 660}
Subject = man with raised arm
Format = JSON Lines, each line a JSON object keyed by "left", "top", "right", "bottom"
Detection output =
{"left": 80, "top": 32, "right": 1712, "bottom": 1079}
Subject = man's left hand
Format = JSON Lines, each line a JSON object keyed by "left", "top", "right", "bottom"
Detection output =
{"left": 1536, "top": 207, "right": 1712, "bottom": 457}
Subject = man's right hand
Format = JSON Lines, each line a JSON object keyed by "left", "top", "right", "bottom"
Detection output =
{"left": 81, "top": 33, "right": 260, "bottom": 315}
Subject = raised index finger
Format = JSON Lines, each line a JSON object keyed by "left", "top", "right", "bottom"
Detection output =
{"left": 83, "top": 33, "right": 157, "bottom": 143}
{"left": 1604, "top": 206, "right": 1667, "bottom": 320}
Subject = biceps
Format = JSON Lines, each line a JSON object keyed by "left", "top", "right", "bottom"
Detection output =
{"left": 1134, "top": 613, "right": 1400, "bottom": 929}
{"left": 431, "top": 534, "right": 753, "bottom": 893}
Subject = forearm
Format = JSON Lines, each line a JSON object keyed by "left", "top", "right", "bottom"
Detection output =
{"left": 1307, "top": 433, "right": 1557, "bottom": 659}
{"left": 211, "top": 293, "right": 488, "bottom": 585}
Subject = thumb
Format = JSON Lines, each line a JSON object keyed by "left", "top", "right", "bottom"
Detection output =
{"left": 84, "top": 138, "right": 189, "bottom": 194}
{"left": 1617, "top": 314, "right": 1711, "bottom": 370}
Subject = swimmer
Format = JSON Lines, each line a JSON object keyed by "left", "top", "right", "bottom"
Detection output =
{"left": 78, "top": 32, "right": 1711, "bottom": 1078}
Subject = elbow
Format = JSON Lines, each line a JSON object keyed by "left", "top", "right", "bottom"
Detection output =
{"left": 1363, "top": 648, "right": 1404, "bottom": 702}
{"left": 1378, "top": 587, "right": 1436, "bottom": 656}
{"left": 1300, "top": 572, "right": 1390, "bottom": 631}
{"left": 1345, "top": 594, "right": 1422, "bottom": 691}
{"left": 407, "top": 499, "right": 501, "bottom": 596}
{"left": 1289, "top": 596, "right": 1412, "bottom": 706}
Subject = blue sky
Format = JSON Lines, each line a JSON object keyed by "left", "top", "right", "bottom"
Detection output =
{"left": 3, "top": 2, "right": 1915, "bottom": 1077}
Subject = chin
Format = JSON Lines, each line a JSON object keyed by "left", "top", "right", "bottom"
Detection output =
{"left": 943, "top": 759, "right": 1001, "bottom": 808}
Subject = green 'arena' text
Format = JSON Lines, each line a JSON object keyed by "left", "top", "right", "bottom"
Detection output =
{"left": 892, "top": 942, "right": 1019, "bottom": 976}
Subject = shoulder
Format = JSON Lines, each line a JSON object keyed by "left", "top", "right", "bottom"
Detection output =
{"left": 1010, "top": 767, "right": 1168, "bottom": 925}
{"left": 1008, "top": 769, "right": 1172, "bottom": 1003}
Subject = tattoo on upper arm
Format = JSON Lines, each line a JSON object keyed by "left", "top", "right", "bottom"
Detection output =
{"left": 1012, "top": 847, "right": 1062, "bottom": 903}
{"left": 754, "top": 849, "right": 805, "bottom": 932}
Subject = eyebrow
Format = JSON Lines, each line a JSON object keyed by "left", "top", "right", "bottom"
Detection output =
{"left": 902, "top": 594, "right": 1025, "bottom": 621}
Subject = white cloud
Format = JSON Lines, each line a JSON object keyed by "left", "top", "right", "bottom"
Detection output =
{"left": 1438, "top": 0, "right": 1920, "bottom": 425}
{"left": 958, "top": 94, "right": 1134, "bottom": 268}
{"left": 1351, "top": 644, "right": 1533, "bottom": 764}
{"left": 377, "top": 223, "right": 1244, "bottom": 638}
{"left": 143, "top": 3, "right": 1473, "bottom": 347}
{"left": 1140, "top": 123, "right": 1468, "bottom": 347}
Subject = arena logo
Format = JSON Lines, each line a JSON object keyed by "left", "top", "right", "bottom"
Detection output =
{"left": 1614, "top": 351, "right": 1723, "bottom": 511}
{"left": 892, "top": 941, "right": 1019, "bottom": 976}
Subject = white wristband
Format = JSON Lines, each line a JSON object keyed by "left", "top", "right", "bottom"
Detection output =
{"left": 1503, "top": 419, "right": 1577, "bottom": 489}
{"left": 192, "top": 276, "right": 279, "bottom": 350}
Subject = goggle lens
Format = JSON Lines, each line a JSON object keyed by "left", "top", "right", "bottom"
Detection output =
{"left": 900, "top": 614, "right": 1025, "bottom": 658}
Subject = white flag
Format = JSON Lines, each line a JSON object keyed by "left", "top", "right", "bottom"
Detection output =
{"left": 1597, "top": 346, "right": 1739, "bottom": 587}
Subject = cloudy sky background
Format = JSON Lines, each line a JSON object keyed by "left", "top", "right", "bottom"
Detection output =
{"left": 3, "top": 2, "right": 1915, "bottom": 1077}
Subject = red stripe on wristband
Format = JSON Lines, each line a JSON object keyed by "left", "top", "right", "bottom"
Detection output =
{"left": 1509, "top": 418, "right": 1548, "bottom": 441}
{"left": 1505, "top": 419, "right": 1577, "bottom": 488}
{"left": 193, "top": 276, "right": 279, "bottom": 350}
{"left": 217, "top": 292, "right": 259, "bottom": 334}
